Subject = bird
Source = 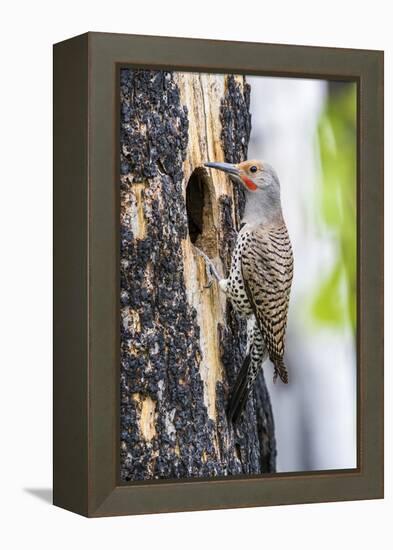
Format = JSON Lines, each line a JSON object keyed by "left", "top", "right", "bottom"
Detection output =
{"left": 204, "top": 160, "right": 294, "bottom": 423}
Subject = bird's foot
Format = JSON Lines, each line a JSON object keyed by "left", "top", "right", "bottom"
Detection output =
{"left": 192, "top": 246, "right": 221, "bottom": 288}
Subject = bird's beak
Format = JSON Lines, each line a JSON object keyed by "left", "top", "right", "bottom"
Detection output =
{"left": 204, "top": 162, "right": 240, "bottom": 177}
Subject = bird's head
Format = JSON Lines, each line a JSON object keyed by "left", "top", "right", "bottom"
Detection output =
{"left": 204, "top": 159, "right": 282, "bottom": 224}
{"left": 204, "top": 160, "right": 279, "bottom": 194}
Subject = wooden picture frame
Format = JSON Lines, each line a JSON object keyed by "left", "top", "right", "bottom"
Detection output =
{"left": 53, "top": 32, "right": 384, "bottom": 517}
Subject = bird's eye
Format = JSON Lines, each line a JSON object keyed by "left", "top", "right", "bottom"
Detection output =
{"left": 250, "top": 165, "right": 257, "bottom": 173}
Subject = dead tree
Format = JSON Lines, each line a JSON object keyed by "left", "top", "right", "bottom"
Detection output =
{"left": 120, "top": 69, "right": 276, "bottom": 481}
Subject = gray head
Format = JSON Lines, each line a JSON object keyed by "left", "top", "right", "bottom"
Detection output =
{"left": 204, "top": 159, "right": 283, "bottom": 226}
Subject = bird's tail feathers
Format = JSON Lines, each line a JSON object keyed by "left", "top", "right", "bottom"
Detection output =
{"left": 227, "top": 353, "right": 252, "bottom": 424}
{"left": 273, "top": 357, "right": 288, "bottom": 384}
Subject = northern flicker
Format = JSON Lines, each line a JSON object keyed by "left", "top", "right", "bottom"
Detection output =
{"left": 204, "top": 160, "right": 294, "bottom": 423}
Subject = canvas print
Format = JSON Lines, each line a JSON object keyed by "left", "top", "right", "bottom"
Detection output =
{"left": 119, "top": 69, "right": 357, "bottom": 482}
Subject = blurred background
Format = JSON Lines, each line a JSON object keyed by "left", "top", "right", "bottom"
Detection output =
{"left": 247, "top": 76, "right": 357, "bottom": 472}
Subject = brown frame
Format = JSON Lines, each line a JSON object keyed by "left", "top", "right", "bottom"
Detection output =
{"left": 53, "top": 32, "right": 384, "bottom": 517}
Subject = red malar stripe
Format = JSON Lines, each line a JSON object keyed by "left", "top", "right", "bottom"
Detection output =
{"left": 242, "top": 176, "right": 258, "bottom": 191}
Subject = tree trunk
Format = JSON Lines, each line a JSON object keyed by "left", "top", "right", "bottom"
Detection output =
{"left": 120, "top": 69, "right": 276, "bottom": 481}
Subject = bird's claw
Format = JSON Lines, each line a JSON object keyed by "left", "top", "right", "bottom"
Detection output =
{"left": 204, "top": 264, "right": 215, "bottom": 288}
{"left": 192, "top": 246, "right": 221, "bottom": 289}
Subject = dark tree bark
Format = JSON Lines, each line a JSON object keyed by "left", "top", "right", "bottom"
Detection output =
{"left": 120, "top": 69, "right": 276, "bottom": 481}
